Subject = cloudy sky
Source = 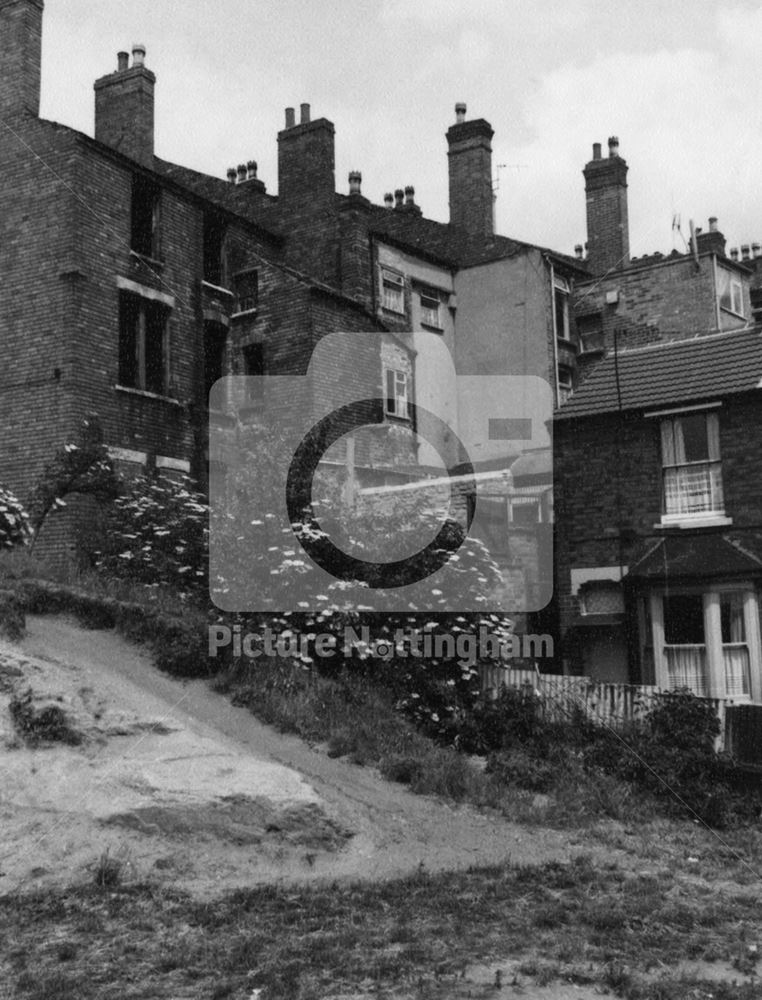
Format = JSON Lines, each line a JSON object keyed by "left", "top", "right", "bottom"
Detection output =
{"left": 39, "top": 0, "right": 762, "bottom": 258}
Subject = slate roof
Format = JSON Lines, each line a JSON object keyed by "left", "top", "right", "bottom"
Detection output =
{"left": 153, "top": 156, "right": 585, "bottom": 274}
{"left": 153, "top": 157, "right": 283, "bottom": 241}
{"left": 367, "top": 205, "right": 585, "bottom": 272}
{"left": 556, "top": 327, "right": 762, "bottom": 419}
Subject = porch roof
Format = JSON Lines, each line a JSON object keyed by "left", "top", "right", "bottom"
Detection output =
{"left": 556, "top": 327, "right": 762, "bottom": 418}
{"left": 627, "top": 534, "right": 762, "bottom": 581}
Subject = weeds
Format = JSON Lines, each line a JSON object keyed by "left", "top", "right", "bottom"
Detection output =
{"left": 2, "top": 858, "right": 760, "bottom": 999}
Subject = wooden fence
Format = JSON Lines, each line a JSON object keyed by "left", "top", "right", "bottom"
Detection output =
{"left": 480, "top": 665, "right": 730, "bottom": 746}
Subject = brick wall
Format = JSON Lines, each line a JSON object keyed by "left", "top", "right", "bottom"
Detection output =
{"left": 583, "top": 149, "right": 629, "bottom": 276}
{"left": 446, "top": 118, "right": 494, "bottom": 237}
{"left": 574, "top": 252, "right": 752, "bottom": 355}
{"left": 0, "top": 0, "right": 43, "bottom": 119}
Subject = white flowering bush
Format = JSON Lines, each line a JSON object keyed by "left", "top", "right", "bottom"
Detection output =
{"left": 96, "top": 474, "right": 209, "bottom": 600}
{"left": 0, "top": 486, "right": 31, "bottom": 549}
{"left": 211, "top": 426, "right": 515, "bottom": 738}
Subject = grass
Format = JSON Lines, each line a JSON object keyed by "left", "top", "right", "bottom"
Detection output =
{"left": 1, "top": 855, "right": 760, "bottom": 999}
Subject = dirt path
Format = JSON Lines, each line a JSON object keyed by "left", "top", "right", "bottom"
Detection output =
{"left": 1, "top": 615, "right": 615, "bottom": 898}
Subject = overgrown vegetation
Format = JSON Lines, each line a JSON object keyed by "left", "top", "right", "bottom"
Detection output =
{"left": 2, "top": 855, "right": 760, "bottom": 1000}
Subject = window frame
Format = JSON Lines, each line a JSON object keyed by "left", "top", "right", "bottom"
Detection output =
{"left": 648, "top": 584, "right": 761, "bottom": 701}
{"left": 658, "top": 408, "right": 726, "bottom": 524}
{"left": 130, "top": 175, "right": 162, "bottom": 261}
{"left": 418, "top": 285, "right": 442, "bottom": 330}
{"left": 118, "top": 289, "right": 171, "bottom": 398}
{"left": 232, "top": 268, "right": 259, "bottom": 316}
{"left": 384, "top": 366, "right": 410, "bottom": 420}
{"left": 717, "top": 266, "right": 745, "bottom": 318}
{"left": 380, "top": 267, "right": 406, "bottom": 315}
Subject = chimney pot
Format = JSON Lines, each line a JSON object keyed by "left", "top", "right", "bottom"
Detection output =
{"left": 384, "top": 192, "right": 394, "bottom": 209}
{"left": 227, "top": 167, "right": 237, "bottom": 184}
{"left": 730, "top": 247, "right": 739, "bottom": 261}
{"left": 592, "top": 142, "right": 602, "bottom": 160}
{"left": 394, "top": 188, "right": 405, "bottom": 209}
{"left": 300, "top": 102, "right": 311, "bottom": 124}
{"left": 608, "top": 135, "right": 619, "bottom": 157}
{"left": 741, "top": 244, "right": 751, "bottom": 260}
{"left": 132, "top": 44, "right": 146, "bottom": 69}
{"left": 117, "top": 51, "right": 129, "bottom": 72}
{"left": 709, "top": 216, "right": 718, "bottom": 232}
{"left": 753, "top": 242, "right": 761, "bottom": 258}
{"left": 285, "top": 107, "right": 296, "bottom": 128}
{"left": 237, "top": 163, "right": 247, "bottom": 183}
{"left": 404, "top": 185, "right": 415, "bottom": 204}
{"left": 455, "top": 102, "right": 467, "bottom": 123}
{"left": 247, "top": 159, "right": 258, "bottom": 180}
{"left": 348, "top": 170, "right": 362, "bottom": 195}
{"left": 574, "top": 244, "right": 584, "bottom": 259}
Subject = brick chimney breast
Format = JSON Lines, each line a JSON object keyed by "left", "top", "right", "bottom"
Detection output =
{"left": 94, "top": 44, "right": 156, "bottom": 167}
{"left": 446, "top": 105, "right": 494, "bottom": 238}
{"left": 0, "top": 0, "right": 45, "bottom": 120}
{"left": 583, "top": 137, "right": 629, "bottom": 276}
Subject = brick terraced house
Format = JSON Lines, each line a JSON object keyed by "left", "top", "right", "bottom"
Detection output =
{"left": 555, "top": 328, "right": 762, "bottom": 707}
{"left": 1, "top": 0, "right": 585, "bottom": 603}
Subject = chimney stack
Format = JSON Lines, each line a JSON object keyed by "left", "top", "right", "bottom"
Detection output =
{"left": 384, "top": 192, "right": 394, "bottom": 209}
{"left": 446, "top": 102, "right": 494, "bottom": 238}
{"left": 0, "top": 0, "right": 44, "bottom": 120}
{"left": 227, "top": 167, "right": 237, "bottom": 184}
{"left": 394, "top": 188, "right": 404, "bottom": 209}
{"left": 278, "top": 103, "right": 335, "bottom": 205}
{"left": 583, "top": 135, "right": 629, "bottom": 275}
{"left": 696, "top": 216, "right": 726, "bottom": 257}
{"left": 94, "top": 43, "right": 156, "bottom": 167}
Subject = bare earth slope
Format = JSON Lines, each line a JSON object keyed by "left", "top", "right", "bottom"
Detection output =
{"left": 1, "top": 615, "right": 605, "bottom": 898}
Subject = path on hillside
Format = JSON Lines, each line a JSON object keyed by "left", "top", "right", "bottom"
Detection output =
{"left": 1, "top": 615, "right": 617, "bottom": 897}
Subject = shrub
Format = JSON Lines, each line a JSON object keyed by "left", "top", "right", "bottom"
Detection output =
{"left": 9, "top": 688, "right": 83, "bottom": 746}
{"left": 96, "top": 474, "right": 208, "bottom": 601}
{"left": 583, "top": 690, "right": 735, "bottom": 826}
{"left": 0, "top": 486, "right": 31, "bottom": 550}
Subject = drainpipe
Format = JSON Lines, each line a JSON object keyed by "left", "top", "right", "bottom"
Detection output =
{"left": 546, "top": 256, "right": 561, "bottom": 406}
{"left": 711, "top": 254, "right": 721, "bottom": 331}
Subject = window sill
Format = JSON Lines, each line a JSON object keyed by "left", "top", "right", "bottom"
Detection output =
{"left": 201, "top": 280, "right": 234, "bottom": 297}
{"left": 380, "top": 307, "right": 407, "bottom": 318}
{"left": 719, "top": 306, "right": 746, "bottom": 321}
{"left": 115, "top": 384, "right": 182, "bottom": 406}
{"left": 655, "top": 513, "right": 733, "bottom": 530}
{"left": 420, "top": 322, "right": 444, "bottom": 333}
{"left": 130, "top": 251, "right": 164, "bottom": 270}
{"left": 231, "top": 308, "right": 258, "bottom": 320}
